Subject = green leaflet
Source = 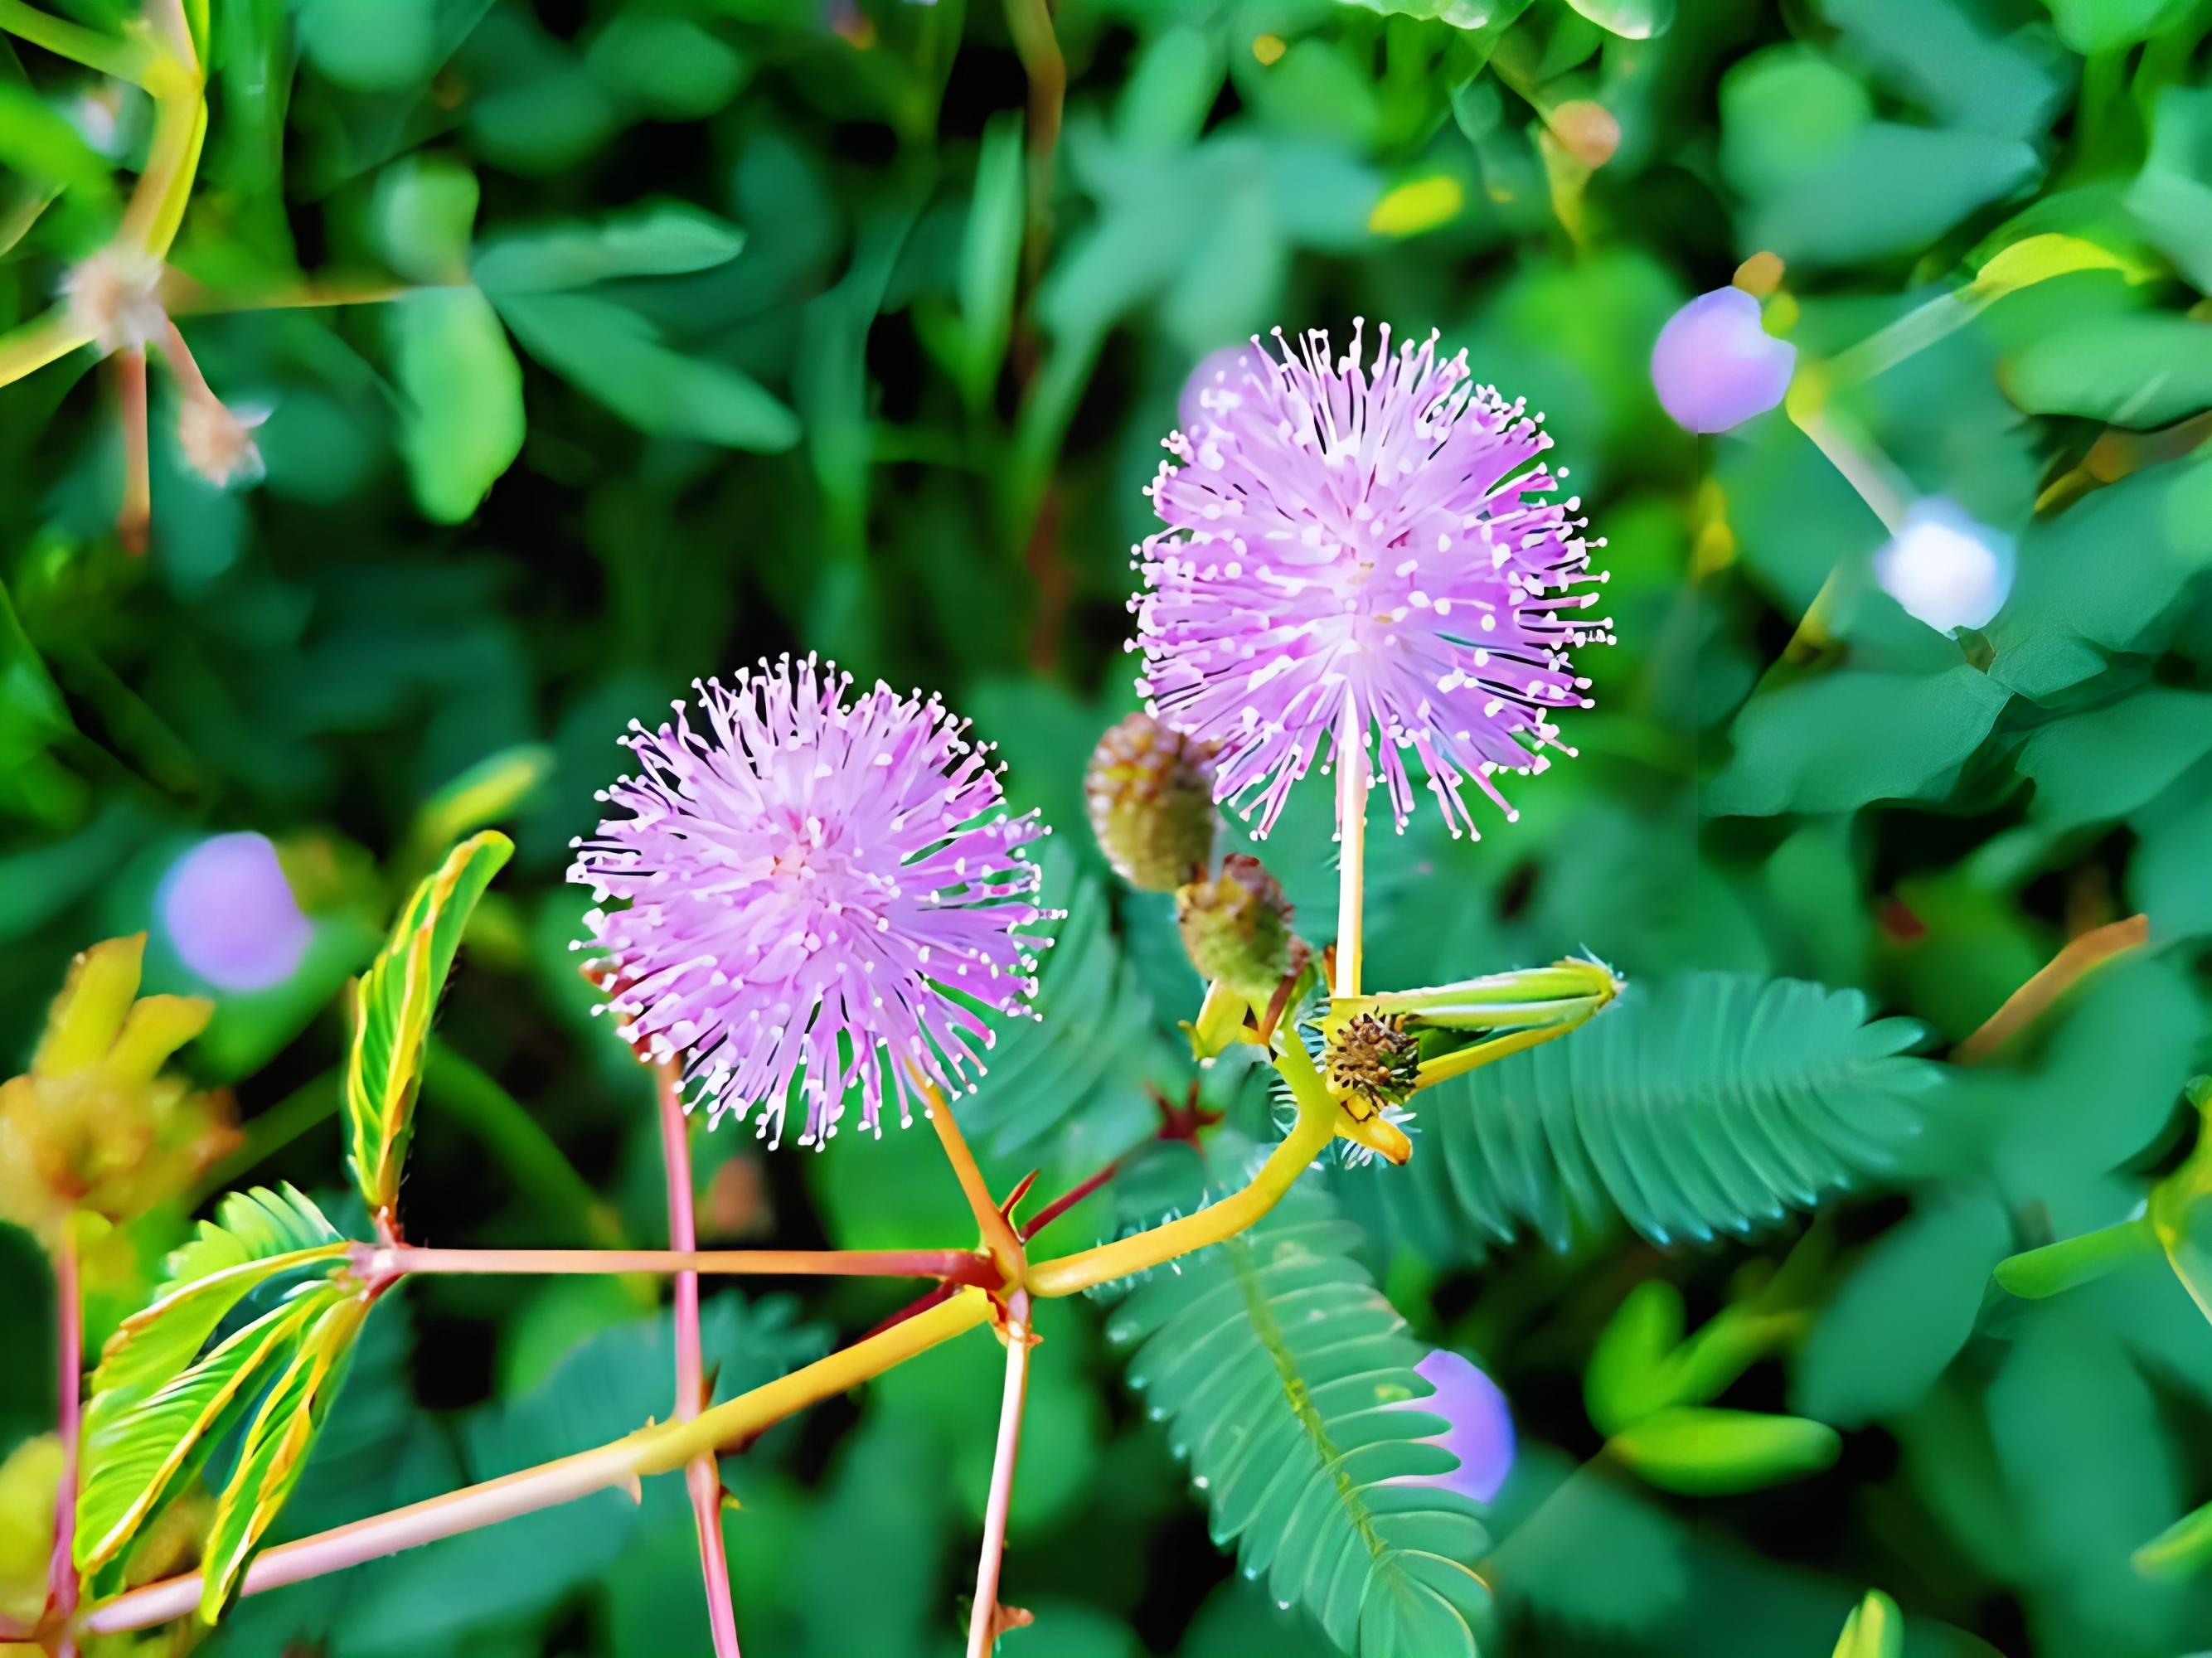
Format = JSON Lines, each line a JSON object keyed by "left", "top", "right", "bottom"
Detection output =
{"left": 75, "top": 1287, "right": 327, "bottom": 1583}
{"left": 75, "top": 1184, "right": 355, "bottom": 1597}
{"left": 347, "top": 831, "right": 514, "bottom": 1224}
{"left": 198, "top": 1288, "right": 371, "bottom": 1620}
{"left": 958, "top": 859, "right": 1162, "bottom": 1166}
{"left": 1107, "top": 1177, "right": 1492, "bottom": 1658}
{"left": 1399, "top": 972, "right": 1941, "bottom": 1250}
{"left": 86, "top": 1185, "right": 347, "bottom": 1408}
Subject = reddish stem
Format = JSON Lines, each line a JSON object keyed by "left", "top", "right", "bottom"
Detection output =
{"left": 1019, "top": 1160, "right": 1117, "bottom": 1242}
{"left": 658, "top": 1063, "right": 742, "bottom": 1658}
{"left": 116, "top": 347, "right": 148, "bottom": 555}
{"left": 46, "top": 1228, "right": 81, "bottom": 1658}
{"left": 371, "top": 1246, "right": 992, "bottom": 1283}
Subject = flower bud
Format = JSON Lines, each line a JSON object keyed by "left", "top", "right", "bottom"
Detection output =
{"left": 1651, "top": 287, "right": 1796, "bottom": 434}
{"left": 1325, "top": 1011, "right": 1421, "bottom": 1110}
{"left": 1871, "top": 498, "right": 2014, "bottom": 634}
{"left": 1085, "top": 712, "right": 1219, "bottom": 892}
{"left": 1340, "top": 956, "right": 1623, "bottom": 1035}
{"left": 1175, "top": 853, "right": 1306, "bottom": 1006}
{"left": 0, "top": 936, "right": 235, "bottom": 1247}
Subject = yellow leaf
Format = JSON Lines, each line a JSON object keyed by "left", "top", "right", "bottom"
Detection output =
{"left": 1368, "top": 176, "right": 1465, "bottom": 239}
{"left": 1971, "top": 233, "right": 2151, "bottom": 302}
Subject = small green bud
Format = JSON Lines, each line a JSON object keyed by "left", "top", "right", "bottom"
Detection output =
{"left": 1337, "top": 956, "right": 1623, "bottom": 1035}
{"left": 1176, "top": 854, "right": 1307, "bottom": 1006}
{"left": 1324, "top": 1011, "right": 1421, "bottom": 1110}
{"left": 1084, "top": 713, "right": 1218, "bottom": 892}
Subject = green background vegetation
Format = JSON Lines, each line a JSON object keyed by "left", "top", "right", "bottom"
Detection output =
{"left": 6, "top": 0, "right": 2212, "bottom": 1654}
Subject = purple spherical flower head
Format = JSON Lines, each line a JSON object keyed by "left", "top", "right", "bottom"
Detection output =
{"left": 569, "top": 655, "right": 1053, "bottom": 1151}
{"left": 1650, "top": 287, "right": 1796, "bottom": 434}
{"left": 158, "top": 831, "right": 312, "bottom": 992}
{"left": 1136, "top": 321, "right": 1608, "bottom": 840}
{"left": 1396, "top": 1350, "right": 1515, "bottom": 1505}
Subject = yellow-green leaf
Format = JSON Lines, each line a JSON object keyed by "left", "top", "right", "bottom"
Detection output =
{"left": 347, "top": 831, "right": 513, "bottom": 1224}
{"left": 1607, "top": 1406, "right": 1840, "bottom": 1496}
{"left": 2134, "top": 1497, "right": 2212, "bottom": 1580}
{"left": 1970, "top": 231, "right": 2151, "bottom": 301}
{"left": 76, "top": 1291, "right": 326, "bottom": 1581}
{"left": 1831, "top": 1588, "right": 1903, "bottom": 1658}
{"left": 197, "top": 1289, "right": 369, "bottom": 1621}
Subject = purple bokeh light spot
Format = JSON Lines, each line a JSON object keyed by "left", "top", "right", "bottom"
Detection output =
{"left": 1650, "top": 287, "right": 1796, "bottom": 434}
{"left": 158, "top": 832, "right": 312, "bottom": 992}
{"left": 1405, "top": 1350, "right": 1516, "bottom": 1504}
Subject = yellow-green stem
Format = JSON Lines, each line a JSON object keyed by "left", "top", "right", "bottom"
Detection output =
{"left": 0, "top": 311, "right": 95, "bottom": 390}
{"left": 922, "top": 1076, "right": 1024, "bottom": 1279}
{"left": 81, "top": 1292, "right": 994, "bottom": 1636}
{"left": 0, "top": 0, "right": 151, "bottom": 83}
{"left": 1027, "top": 1041, "right": 1336, "bottom": 1298}
{"left": 1411, "top": 1021, "right": 1582, "bottom": 1092}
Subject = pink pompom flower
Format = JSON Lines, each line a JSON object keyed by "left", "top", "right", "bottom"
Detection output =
{"left": 1137, "top": 322, "right": 1606, "bottom": 841}
{"left": 570, "top": 655, "right": 1053, "bottom": 1150}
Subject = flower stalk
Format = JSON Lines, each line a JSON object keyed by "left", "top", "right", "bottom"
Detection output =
{"left": 46, "top": 1223, "right": 81, "bottom": 1658}
{"left": 1334, "top": 693, "right": 1366, "bottom": 1001}
{"left": 966, "top": 1289, "right": 1033, "bottom": 1658}
{"left": 657, "top": 1060, "right": 742, "bottom": 1658}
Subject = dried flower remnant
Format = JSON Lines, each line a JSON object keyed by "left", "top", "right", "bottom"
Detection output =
{"left": 1324, "top": 1011, "right": 1421, "bottom": 1110}
{"left": 61, "top": 245, "right": 168, "bottom": 356}
{"left": 0, "top": 936, "right": 234, "bottom": 1248}
{"left": 1650, "top": 287, "right": 1797, "bottom": 434}
{"left": 1136, "top": 322, "right": 1606, "bottom": 840}
{"left": 1084, "top": 712, "right": 1218, "bottom": 891}
{"left": 570, "top": 655, "right": 1053, "bottom": 1149}
{"left": 1872, "top": 498, "right": 2015, "bottom": 634}
{"left": 1391, "top": 1350, "right": 1516, "bottom": 1505}
{"left": 177, "top": 395, "right": 269, "bottom": 489}
{"left": 158, "top": 832, "right": 312, "bottom": 992}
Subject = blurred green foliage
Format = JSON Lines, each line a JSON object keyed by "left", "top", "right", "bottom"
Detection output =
{"left": 4, "top": 0, "right": 2212, "bottom": 1654}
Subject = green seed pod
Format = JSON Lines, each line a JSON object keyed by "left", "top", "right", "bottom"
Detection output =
{"left": 1084, "top": 713, "right": 1218, "bottom": 892}
{"left": 1175, "top": 854, "right": 1305, "bottom": 1006}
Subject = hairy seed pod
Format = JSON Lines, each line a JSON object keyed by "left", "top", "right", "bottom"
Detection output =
{"left": 1175, "top": 854, "right": 1305, "bottom": 1006}
{"left": 1084, "top": 713, "right": 1219, "bottom": 891}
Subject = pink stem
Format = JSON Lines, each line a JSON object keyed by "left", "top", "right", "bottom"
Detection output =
{"left": 46, "top": 1229, "right": 81, "bottom": 1658}
{"left": 373, "top": 1245, "right": 989, "bottom": 1282}
{"left": 80, "top": 1438, "right": 642, "bottom": 1635}
{"left": 659, "top": 1064, "right": 742, "bottom": 1658}
{"left": 965, "top": 1291, "right": 1032, "bottom": 1658}
{"left": 116, "top": 347, "right": 148, "bottom": 556}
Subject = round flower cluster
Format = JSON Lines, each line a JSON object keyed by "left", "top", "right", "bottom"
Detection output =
{"left": 571, "top": 656, "right": 1052, "bottom": 1149}
{"left": 1136, "top": 322, "right": 1607, "bottom": 841}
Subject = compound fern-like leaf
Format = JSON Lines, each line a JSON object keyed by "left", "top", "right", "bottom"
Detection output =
{"left": 1107, "top": 1173, "right": 1492, "bottom": 1658}
{"left": 1400, "top": 972, "right": 1940, "bottom": 1251}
